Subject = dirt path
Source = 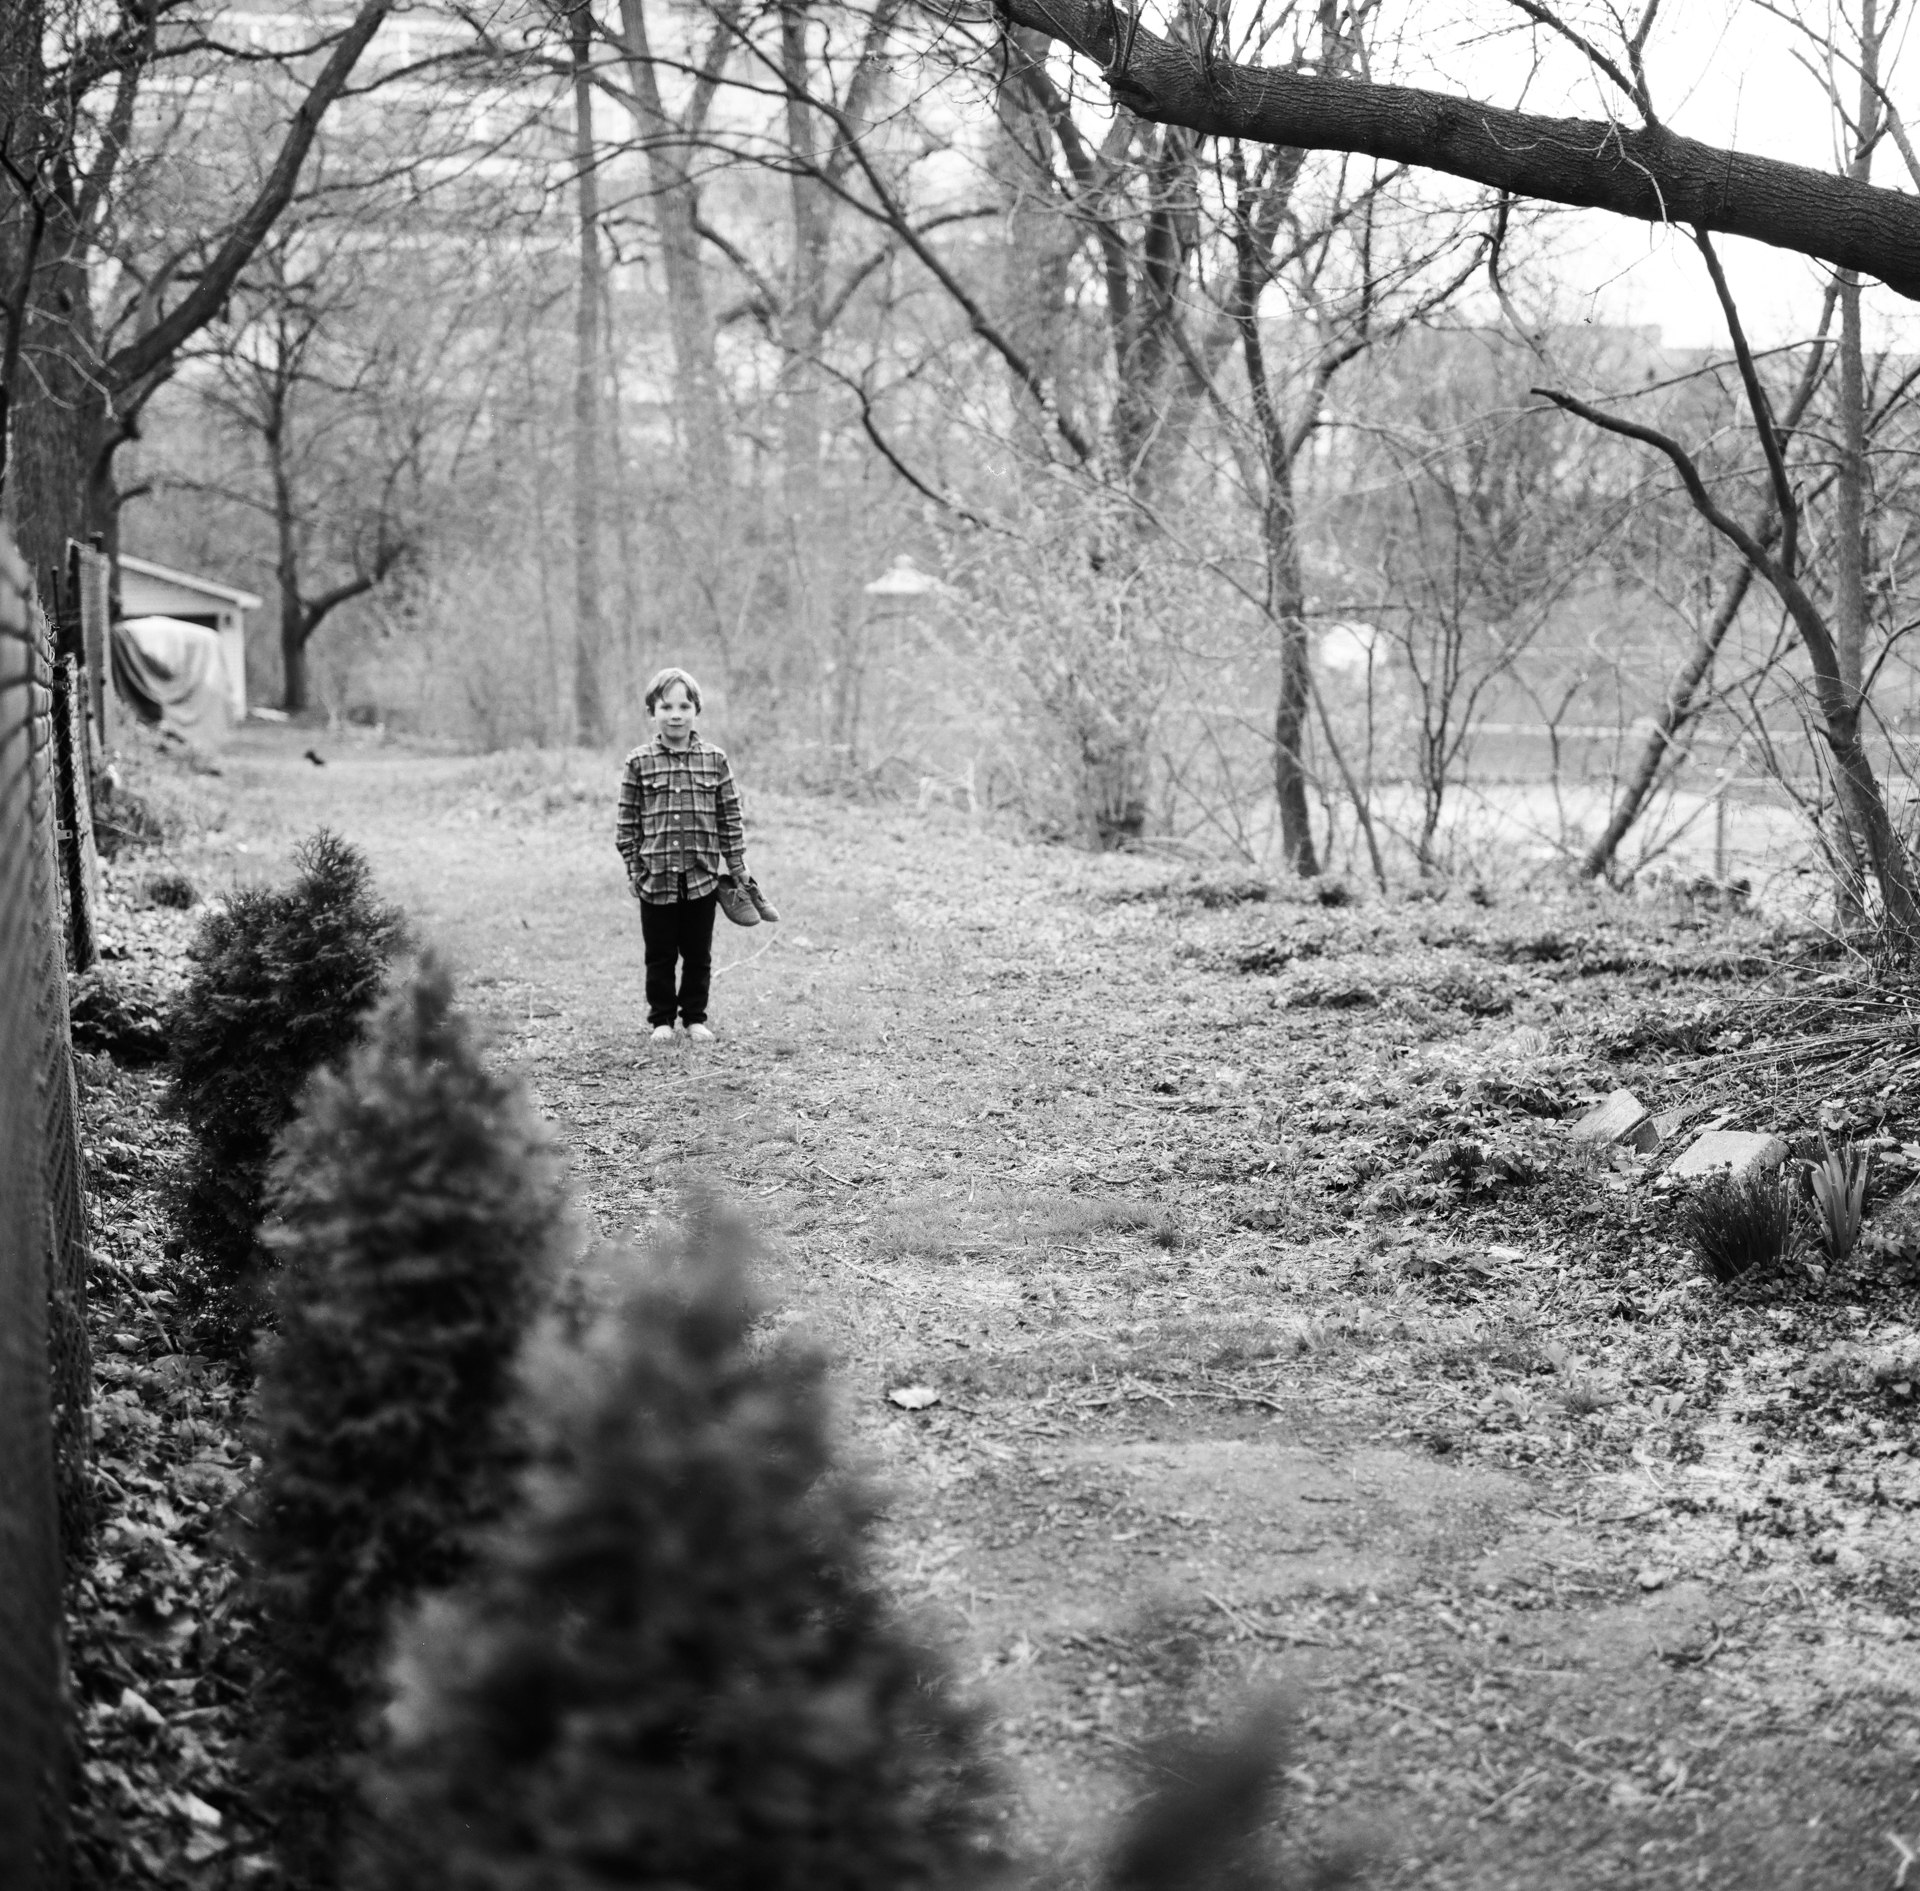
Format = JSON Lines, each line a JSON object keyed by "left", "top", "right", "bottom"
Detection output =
{"left": 205, "top": 727, "right": 1919, "bottom": 1890}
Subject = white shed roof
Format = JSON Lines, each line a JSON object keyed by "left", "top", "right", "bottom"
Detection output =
{"left": 119, "top": 554, "right": 264, "bottom": 613}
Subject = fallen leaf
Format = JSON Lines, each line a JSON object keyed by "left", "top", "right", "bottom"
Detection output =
{"left": 118, "top": 1686, "right": 165, "bottom": 1729}
{"left": 887, "top": 1384, "right": 941, "bottom": 1410}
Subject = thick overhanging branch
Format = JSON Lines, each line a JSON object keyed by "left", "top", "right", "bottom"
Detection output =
{"left": 988, "top": 0, "right": 1920, "bottom": 303}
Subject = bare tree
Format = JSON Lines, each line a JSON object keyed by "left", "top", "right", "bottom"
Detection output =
{"left": 1577, "top": 319, "right": 1836, "bottom": 881}
{"left": 159, "top": 205, "right": 516, "bottom": 714}
{"left": 0, "top": 0, "right": 396, "bottom": 573}
{"left": 1330, "top": 330, "right": 1638, "bottom": 869}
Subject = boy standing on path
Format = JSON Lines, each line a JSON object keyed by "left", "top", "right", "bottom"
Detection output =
{"left": 615, "top": 667, "right": 748, "bottom": 1045}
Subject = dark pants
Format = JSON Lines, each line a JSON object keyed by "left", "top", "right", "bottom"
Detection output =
{"left": 640, "top": 891, "right": 718, "bottom": 1026}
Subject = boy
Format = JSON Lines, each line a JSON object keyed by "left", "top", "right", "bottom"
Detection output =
{"left": 615, "top": 667, "right": 748, "bottom": 1044}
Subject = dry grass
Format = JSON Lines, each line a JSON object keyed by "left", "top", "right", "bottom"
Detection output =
{"left": 860, "top": 1191, "right": 1189, "bottom": 1266}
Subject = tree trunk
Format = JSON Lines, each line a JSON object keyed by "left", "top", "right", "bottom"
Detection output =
{"left": 280, "top": 607, "right": 310, "bottom": 717}
{"left": 277, "top": 553, "right": 311, "bottom": 715}
{"left": 1416, "top": 752, "right": 1444, "bottom": 874}
{"left": 613, "top": 0, "right": 727, "bottom": 496}
{"left": 777, "top": 0, "right": 832, "bottom": 698}
{"left": 570, "top": 0, "right": 610, "bottom": 745}
{"left": 1111, "top": 126, "right": 1199, "bottom": 499}
{"left": 1266, "top": 461, "right": 1317, "bottom": 876}
{"left": 1831, "top": 268, "right": 1871, "bottom": 923}
{"left": 1769, "top": 570, "right": 1920, "bottom": 933}
{"left": 0, "top": 0, "right": 98, "bottom": 576}
{"left": 778, "top": 0, "right": 830, "bottom": 498}
{"left": 1825, "top": 699, "right": 1920, "bottom": 931}
{"left": 264, "top": 392, "right": 311, "bottom": 715}
{"left": 995, "top": 0, "right": 1920, "bottom": 304}
{"left": 1829, "top": 7, "right": 1882, "bottom": 921}
{"left": 1229, "top": 162, "right": 1317, "bottom": 876}
{"left": 992, "top": 27, "right": 1081, "bottom": 450}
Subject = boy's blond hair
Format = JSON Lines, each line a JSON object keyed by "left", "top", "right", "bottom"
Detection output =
{"left": 645, "top": 667, "right": 703, "bottom": 714}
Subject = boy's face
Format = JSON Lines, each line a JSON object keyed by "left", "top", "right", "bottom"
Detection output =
{"left": 652, "top": 682, "right": 697, "bottom": 744}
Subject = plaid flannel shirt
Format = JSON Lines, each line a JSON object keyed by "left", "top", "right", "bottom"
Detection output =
{"left": 614, "top": 732, "right": 746, "bottom": 905}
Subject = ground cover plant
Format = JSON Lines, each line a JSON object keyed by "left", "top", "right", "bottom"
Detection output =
{"left": 62, "top": 725, "right": 1920, "bottom": 1889}
{"left": 1811, "top": 1139, "right": 1872, "bottom": 1261}
{"left": 250, "top": 954, "right": 567, "bottom": 1888}
{"left": 168, "top": 829, "right": 405, "bottom": 1348}
{"left": 1675, "top": 1171, "right": 1802, "bottom": 1285}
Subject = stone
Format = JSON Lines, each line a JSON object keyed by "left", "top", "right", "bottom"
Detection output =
{"left": 1668, "top": 1130, "right": 1789, "bottom": 1181}
{"left": 1570, "top": 1088, "right": 1657, "bottom": 1152}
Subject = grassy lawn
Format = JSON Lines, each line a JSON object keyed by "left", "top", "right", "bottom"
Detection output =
{"left": 74, "top": 723, "right": 1920, "bottom": 1888}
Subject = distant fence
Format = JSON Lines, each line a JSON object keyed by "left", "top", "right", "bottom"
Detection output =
{"left": 1, "top": 525, "right": 100, "bottom": 1889}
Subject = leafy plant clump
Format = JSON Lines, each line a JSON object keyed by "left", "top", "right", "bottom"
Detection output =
{"left": 1810, "top": 1137, "right": 1871, "bottom": 1260}
{"left": 146, "top": 870, "right": 199, "bottom": 909}
{"left": 1678, "top": 1168, "right": 1802, "bottom": 1284}
{"left": 90, "top": 773, "right": 172, "bottom": 856}
{"left": 356, "top": 1209, "right": 1002, "bottom": 1891}
{"left": 168, "top": 829, "right": 405, "bottom": 1344}
{"left": 68, "top": 969, "right": 171, "bottom": 1066}
{"left": 250, "top": 955, "right": 565, "bottom": 1889}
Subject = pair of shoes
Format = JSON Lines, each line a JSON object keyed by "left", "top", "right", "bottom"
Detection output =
{"left": 650, "top": 1023, "right": 676, "bottom": 1044}
{"left": 717, "top": 877, "right": 759, "bottom": 928}
{"left": 745, "top": 875, "right": 780, "bottom": 923}
{"left": 685, "top": 1022, "right": 714, "bottom": 1043}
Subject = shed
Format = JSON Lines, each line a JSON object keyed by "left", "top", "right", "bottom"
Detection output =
{"left": 117, "top": 555, "right": 263, "bottom": 720}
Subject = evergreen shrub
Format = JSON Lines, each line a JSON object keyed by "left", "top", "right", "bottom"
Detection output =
{"left": 355, "top": 1207, "right": 1001, "bottom": 1891}
{"left": 168, "top": 829, "right": 404, "bottom": 1340}
{"left": 251, "top": 953, "right": 564, "bottom": 1888}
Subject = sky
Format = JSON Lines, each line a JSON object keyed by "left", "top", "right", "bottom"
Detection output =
{"left": 1391, "top": 1, "right": 1920, "bottom": 350}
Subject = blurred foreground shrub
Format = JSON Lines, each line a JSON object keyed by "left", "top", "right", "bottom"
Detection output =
{"left": 251, "top": 955, "right": 564, "bottom": 1887}
{"left": 355, "top": 1209, "right": 1002, "bottom": 1891}
{"left": 1103, "top": 1701, "right": 1354, "bottom": 1891}
{"left": 168, "top": 829, "right": 404, "bottom": 1345}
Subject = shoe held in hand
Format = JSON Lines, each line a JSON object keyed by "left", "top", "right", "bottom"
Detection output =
{"left": 717, "top": 876, "right": 760, "bottom": 927}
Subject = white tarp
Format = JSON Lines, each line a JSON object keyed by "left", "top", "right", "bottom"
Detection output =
{"left": 112, "top": 615, "right": 233, "bottom": 748}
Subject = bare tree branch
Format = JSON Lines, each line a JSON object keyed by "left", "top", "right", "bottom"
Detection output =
{"left": 104, "top": 0, "right": 395, "bottom": 392}
{"left": 985, "top": 0, "right": 1920, "bottom": 301}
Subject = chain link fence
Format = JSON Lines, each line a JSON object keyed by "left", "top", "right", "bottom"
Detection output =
{"left": 2, "top": 523, "right": 99, "bottom": 1890}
